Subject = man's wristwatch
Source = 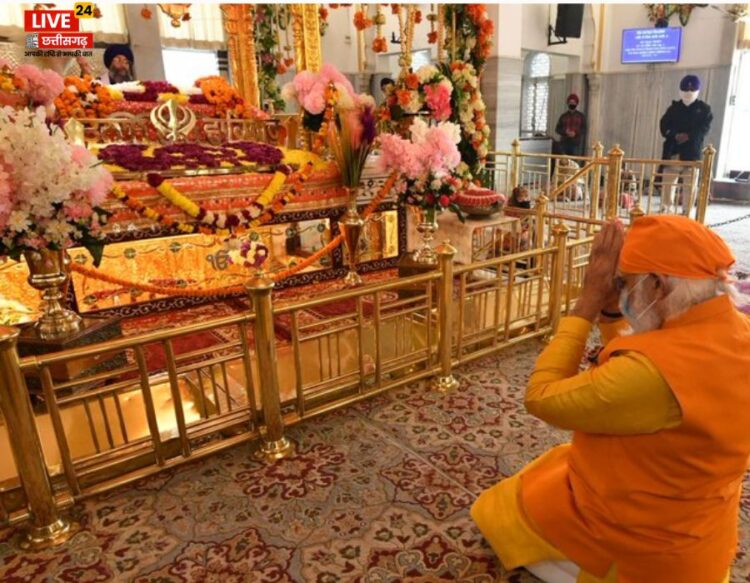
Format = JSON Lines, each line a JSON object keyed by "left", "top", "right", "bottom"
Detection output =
{"left": 600, "top": 309, "right": 623, "bottom": 319}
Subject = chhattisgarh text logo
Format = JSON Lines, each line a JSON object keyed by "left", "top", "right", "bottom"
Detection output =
{"left": 24, "top": 9, "right": 94, "bottom": 56}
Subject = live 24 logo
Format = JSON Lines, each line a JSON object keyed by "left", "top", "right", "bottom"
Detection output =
{"left": 24, "top": 5, "right": 94, "bottom": 54}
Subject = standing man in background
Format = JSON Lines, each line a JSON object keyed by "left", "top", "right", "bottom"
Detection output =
{"left": 659, "top": 74, "right": 713, "bottom": 215}
{"left": 555, "top": 94, "right": 586, "bottom": 156}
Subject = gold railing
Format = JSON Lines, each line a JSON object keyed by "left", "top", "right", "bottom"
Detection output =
{"left": 486, "top": 140, "right": 715, "bottom": 224}
{"left": 1, "top": 234, "right": 593, "bottom": 545}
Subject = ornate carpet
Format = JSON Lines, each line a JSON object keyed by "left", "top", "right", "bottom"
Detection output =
{"left": 2, "top": 340, "right": 750, "bottom": 582}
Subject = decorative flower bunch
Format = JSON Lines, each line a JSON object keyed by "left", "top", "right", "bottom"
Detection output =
{"left": 98, "top": 141, "right": 284, "bottom": 173}
{"left": 54, "top": 75, "right": 117, "bottom": 119}
{"left": 0, "top": 60, "right": 63, "bottom": 112}
{"left": 328, "top": 86, "right": 378, "bottom": 188}
{"left": 373, "top": 5, "right": 388, "bottom": 53}
{"left": 388, "top": 64, "right": 453, "bottom": 121}
{"left": 123, "top": 80, "right": 179, "bottom": 102}
{"left": 450, "top": 62, "right": 490, "bottom": 173}
{"left": 443, "top": 5, "right": 494, "bottom": 76}
{"left": 0, "top": 107, "right": 113, "bottom": 264}
{"left": 226, "top": 237, "right": 269, "bottom": 270}
{"left": 378, "top": 117, "right": 465, "bottom": 219}
{"left": 194, "top": 76, "right": 252, "bottom": 118}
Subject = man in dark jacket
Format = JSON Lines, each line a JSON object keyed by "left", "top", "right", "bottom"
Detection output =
{"left": 659, "top": 75, "right": 713, "bottom": 214}
{"left": 555, "top": 94, "right": 586, "bottom": 156}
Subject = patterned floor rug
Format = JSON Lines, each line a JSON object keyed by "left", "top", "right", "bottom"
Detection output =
{"left": 2, "top": 340, "right": 750, "bottom": 582}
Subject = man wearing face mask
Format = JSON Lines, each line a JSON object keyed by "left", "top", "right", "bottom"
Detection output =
{"left": 555, "top": 94, "right": 587, "bottom": 156}
{"left": 472, "top": 217, "right": 750, "bottom": 583}
{"left": 658, "top": 75, "right": 713, "bottom": 214}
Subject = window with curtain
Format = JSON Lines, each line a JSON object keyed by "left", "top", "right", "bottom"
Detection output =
{"left": 162, "top": 48, "right": 219, "bottom": 88}
{"left": 521, "top": 52, "right": 551, "bottom": 137}
{"left": 158, "top": 4, "right": 225, "bottom": 50}
{"left": 0, "top": 3, "right": 128, "bottom": 43}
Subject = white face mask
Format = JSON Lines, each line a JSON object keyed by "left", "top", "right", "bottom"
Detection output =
{"left": 619, "top": 275, "right": 659, "bottom": 332}
{"left": 680, "top": 90, "right": 699, "bottom": 106}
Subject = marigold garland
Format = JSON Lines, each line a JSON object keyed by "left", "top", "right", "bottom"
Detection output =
{"left": 54, "top": 75, "right": 117, "bottom": 119}
{"left": 75, "top": 172, "right": 398, "bottom": 293}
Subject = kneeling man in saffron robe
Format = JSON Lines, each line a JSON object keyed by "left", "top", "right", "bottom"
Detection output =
{"left": 472, "top": 216, "right": 750, "bottom": 583}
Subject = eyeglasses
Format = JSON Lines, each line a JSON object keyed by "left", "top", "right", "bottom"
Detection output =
{"left": 614, "top": 274, "right": 654, "bottom": 293}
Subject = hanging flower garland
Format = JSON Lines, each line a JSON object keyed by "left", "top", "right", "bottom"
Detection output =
{"left": 373, "top": 5, "right": 388, "bottom": 53}
{"left": 443, "top": 5, "right": 494, "bottom": 76}
{"left": 255, "top": 4, "right": 286, "bottom": 111}
{"left": 110, "top": 161, "right": 314, "bottom": 236}
{"left": 319, "top": 6, "right": 329, "bottom": 36}
{"left": 449, "top": 61, "right": 490, "bottom": 175}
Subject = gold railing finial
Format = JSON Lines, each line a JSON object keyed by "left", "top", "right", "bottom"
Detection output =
{"left": 432, "top": 241, "right": 459, "bottom": 393}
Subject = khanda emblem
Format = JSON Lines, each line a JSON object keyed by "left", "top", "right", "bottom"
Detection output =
{"left": 207, "top": 250, "right": 230, "bottom": 270}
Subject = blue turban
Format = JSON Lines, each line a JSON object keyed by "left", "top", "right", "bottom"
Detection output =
{"left": 679, "top": 75, "right": 701, "bottom": 92}
{"left": 103, "top": 44, "right": 134, "bottom": 69}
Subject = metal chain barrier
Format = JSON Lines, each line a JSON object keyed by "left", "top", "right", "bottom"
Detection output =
{"left": 707, "top": 212, "right": 750, "bottom": 229}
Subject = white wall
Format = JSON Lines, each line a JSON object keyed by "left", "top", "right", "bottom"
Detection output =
{"left": 320, "top": 6, "right": 359, "bottom": 75}
{"left": 521, "top": 4, "right": 584, "bottom": 58}
{"left": 601, "top": 4, "right": 736, "bottom": 74}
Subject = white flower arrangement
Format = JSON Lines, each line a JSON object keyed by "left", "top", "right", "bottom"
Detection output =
{"left": 0, "top": 106, "right": 113, "bottom": 264}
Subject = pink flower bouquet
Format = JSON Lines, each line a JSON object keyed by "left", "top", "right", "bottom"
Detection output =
{"left": 378, "top": 117, "right": 466, "bottom": 221}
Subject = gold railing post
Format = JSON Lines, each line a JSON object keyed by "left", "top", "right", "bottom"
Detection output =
{"left": 246, "top": 278, "right": 295, "bottom": 462}
{"left": 696, "top": 144, "right": 716, "bottom": 224}
{"left": 0, "top": 327, "right": 76, "bottom": 548}
{"left": 605, "top": 144, "right": 624, "bottom": 220}
{"left": 546, "top": 224, "right": 570, "bottom": 340}
{"left": 535, "top": 193, "right": 549, "bottom": 249}
{"left": 589, "top": 141, "right": 604, "bottom": 229}
{"left": 432, "top": 241, "right": 459, "bottom": 393}
{"left": 511, "top": 138, "right": 521, "bottom": 190}
{"left": 629, "top": 203, "right": 645, "bottom": 223}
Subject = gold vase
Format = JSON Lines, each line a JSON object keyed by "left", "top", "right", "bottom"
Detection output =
{"left": 412, "top": 206, "right": 438, "bottom": 265}
{"left": 339, "top": 186, "right": 364, "bottom": 287}
{"left": 24, "top": 249, "right": 82, "bottom": 340}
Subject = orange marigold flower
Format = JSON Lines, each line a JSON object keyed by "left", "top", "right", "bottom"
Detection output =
{"left": 404, "top": 73, "right": 419, "bottom": 90}
{"left": 391, "top": 4, "right": 400, "bottom": 14}
{"left": 319, "top": 6, "right": 329, "bottom": 19}
{"left": 372, "top": 36, "right": 388, "bottom": 53}
{"left": 354, "top": 11, "right": 372, "bottom": 30}
{"left": 396, "top": 89, "right": 412, "bottom": 107}
{"left": 140, "top": 6, "right": 152, "bottom": 19}
{"left": 414, "top": 10, "right": 422, "bottom": 23}
{"left": 427, "top": 31, "right": 438, "bottom": 44}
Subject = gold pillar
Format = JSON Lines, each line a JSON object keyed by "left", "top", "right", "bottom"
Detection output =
{"left": 589, "top": 141, "right": 604, "bottom": 229}
{"left": 221, "top": 4, "right": 260, "bottom": 108}
{"left": 510, "top": 138, "right": 522, "bottom": 190}
{"left": 535, "top": 193, "right": 549, "bottom": 249}
{"left": 291, "top": 4, "right": 322, "bottom": 72}
{"left": 0, "top": 327, "right": 77, "bottom": 548}
{"left": 696, "top": 145, "right": 716, "bottom": 224}
{"left": 246, "top": 278, "right": 295, "bottom": 462}
{"left": 605, "top": 144, "right": 624, "bottom": 220}
{"left": 432, "top": 242, "right": 459, "bottom": 393}
{"left": 547, "top": 223, "right": 570, "bottom": 340}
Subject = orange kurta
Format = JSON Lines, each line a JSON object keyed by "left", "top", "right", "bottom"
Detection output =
{"left": 522, "top": 295, "right": 750, "bottom": 582}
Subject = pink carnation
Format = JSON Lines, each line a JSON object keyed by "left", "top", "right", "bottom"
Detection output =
{"left": 423, "top": 83, "right": 452, "bottom": 122}
{"left": 64, "top": 201, "right": 93, "bottom": 219}
{"left": 87, "top": 172, "right": 114, "bottom": 206}
{"left": 378, "top": 133, "right": 422, "bottom": 179}
{"left": 14, "top": 64, "right": 63, "bottom": 106}
{"left": 71, "top": 145, "right": 96, "bottom": 167}
{"left": 319, "top": 64, "right": 356, "bottom": 100}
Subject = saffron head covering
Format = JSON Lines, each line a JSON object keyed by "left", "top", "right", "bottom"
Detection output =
{"left": 679, "top": 75, "right": 701, "bottom": 92}
{"left": 567, "top": 93, "right": 579, "bottom": 105}
{"left": 619, "top": 215, "right": 734, "bottom": 279}
{"left": 104, "top": 44, "right": 134, "bottom": 69}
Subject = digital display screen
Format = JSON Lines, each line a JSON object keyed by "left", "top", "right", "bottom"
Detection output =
{"left": 621, "top": 27, "right": 682, "bottom": 64}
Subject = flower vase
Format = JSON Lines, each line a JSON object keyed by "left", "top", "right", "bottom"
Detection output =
{"left": 339, "top": 186, "right": 365, "bottom": 287}
{"left": 413, "top": 206, "right": 438, "bottom": 265}
{"left": 24, "top": 249, "right": 82, "bottom": 340}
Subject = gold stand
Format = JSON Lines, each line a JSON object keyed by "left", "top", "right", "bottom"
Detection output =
{"left": 0, "top": 327, "right": 77, "bottom": 548}
{"left": 24, "top": 249, "right": 81, "bottom": 341}
{"left": 246, "top": 277, "right": 296, "bottom": 462}
{"left": 431, "top": 242, "right": 459, "bottom": 393}
{"left": 412, "top": 207, "right": 439, "bottom": 266}
{"left": 340, "top": 187, "right": 364, "bottom": 287}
